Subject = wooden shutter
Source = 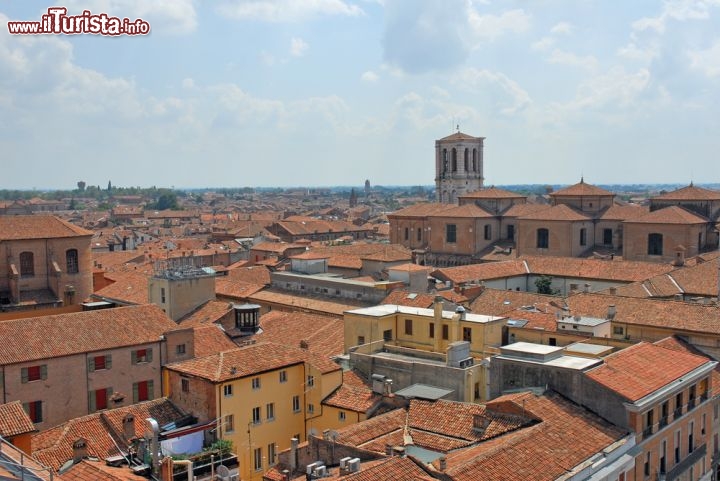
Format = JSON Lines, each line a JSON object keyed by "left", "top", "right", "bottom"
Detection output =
{"left": 131, "top": 350, "right": 137, "bottom": 365}
{"left": 88, "top": 357, "right": 96, "bottom": 372}
{"left": 147, "top": 380, "right": 154, "bottom": 400}
{"left": 88, "top": 391, "right": 96, "bottom": 412}
{"left": 105, "top": 355, "right": 112, "bottom": 370}
{"left": 40, "top": 365, "right": 47, "bottom": 380}
{"left": 146, "top": 348, "right": 153, "bottom": 363}
{"left": 21, "top": 367, "right": 28, "bottom": 383}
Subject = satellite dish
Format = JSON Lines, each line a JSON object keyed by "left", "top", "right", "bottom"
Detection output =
{"left": 216, "top": 464, "right": 230, "bottom": 480}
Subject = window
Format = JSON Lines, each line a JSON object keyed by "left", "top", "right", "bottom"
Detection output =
{"left": 175, "top": 344, "right": 186, "bottom": 355}
{"left": 644, "top": 451, "right": 650, "bottom": 477}
{"left": 417, "top": 228, "right": 422, "bottom": 242}
{"left": 442, "top": 325, "right": 449, "bottom": 340}
{"left": 484, "top": 224, "right": 491, "bottom": 240}
{"left": 404, "top": 319, "right": 413, "bottom": 335}
{"left": 580, "top": 228, "right": 587, "bottom": 246}
{"left": 339, "top": 411, "right": 346, "bottom": 421}
{"left": 22, "top": 365, "right": 47, "bottom": 383}
{"left": 132, "top": 348, "right": 152, "bottom": 364}
{"left": 429, "top": 323, "right": 435, "bottom": 339}
{"left": 160, "top": 287, "right": 166, "bottom": 303}
{"left": 648, "top": 233, "right": 663, "bottom": 256}
{"left": 279, "top": 370, "right": 287, "bottom": 383}
{"left": 133, "top": 380, "right": 154, "bottom": 403}
{"left": 263, "top": 402, "right": 275, "bottom": 421}
{"left": 66, "top": 249, "right": 79, "bottom": 274}
{"left": 446, "top": 224, "right": 457, "bottom": 243}
{"left": 451, "top": 148, "right": 457, "bottom": 172}
{"left": 181, "top": 378, "right": 190, "bottom": 393}
{"left": 252, "top": 406, "right": 261, "bottom": 424}
{"left": 292, "top": 395, "right": 301, "bottom": 413}
{"left": 268, "top": 443, "right": 277, "bottom": 466}
{"left": 383, "top": 329, "right": 392, "bottom": 342}
{"left": 308, "top": 403, "right": 315, "bottom": 415}
{"left": 89, "top": 355, "right": 112, "bottom": 371}
{"left": 404, "top": 227, "right": 409, "bottom": 241}
{"left": 225, "top": 414, "right": 235, "bottom": 433}
{"left": 463, "top": 327, "right": 472, "bottom": 342}
{"left": 689, "top": 421, "right": 695, "bottom": 453}
{"left": 223, "top": 384, "right": 233, "bottom": 397}
{"left": 613, "top": 326, "right": 624, "bottom": 335}
{"left": 548, "top": 337, "right": 557, "bottom": 346}
{"left": 357, "top": 335, "right": 365, "bottom": 345}
{"left": 603, "top": 228, "right": 613, "bottom": 245}
{"left": 253, "top": 447, "right": 262, "bottom": 471}
{"left": 464, "top": 148, "right": 469, "bottom": 171}
{"left": 660, "top": 440, "right": 667, "bottom": 474}
{"left": 675, "top": 430, "right": 681, "bottom": 463}
{"left": 19, "top": 252, "right": 34, "bottom": 277}
{"left": 23, "top": 401, "right": 43, "bottom": 423}
{"left": 252, "top": 377, "right": 261, "bottom": 390}
{"left": 536, "top": 228, "right": 549, "bottom": 249}
{"left": 89, "top": 387, "right": 112, "bottom": 412}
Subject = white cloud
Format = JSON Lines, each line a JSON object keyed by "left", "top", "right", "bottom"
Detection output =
{"left": 453, "top": 68, "right": 531, "bottom": 115}
{"left": 468, "top": 7, "right": 531, "bottom": 43}
{"left": 259, "top": 50, "right": 277, "bottom": 66}
{"left": 531, "top": 37, "right": 555, "bottom": 52}
{"left": 217, "top": 0, "right": 364, "bottom": 22}
{"left": 550, "top": 22, "right": 574, "bottom": 35}
{"left": 290, "top": 37, "right": 309, "bottom": 57}
{"left": 617, "top": 42, "right": 659, "bottom": 62}
{"left": 632, "top": 0, "right": 720, "bottom": 33}
{"left": 361, "top": 70, "right": 379, "bottom": 82}
{"left": 182, "top": 78, "right": 195, "bottom": 89}
{"left": 547, "top": 49, "right": 599, "bottom": 72}
{"left": 688, "top": 40, "right": 720, "bottom": 77}
{"left": 570, "top": 67, "right": 651, "bottom": 110}
{"left": 64, "top": 0, "right": 197, "bottom": 34}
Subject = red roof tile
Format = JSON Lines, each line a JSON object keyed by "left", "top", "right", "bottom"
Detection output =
{"left": 0, "top": 215, "right": 93, "bottom": 240}
{"left": 549, "top": 180, "right": 614, "bottom": 198}
{"left": 653, "top": 184, "right": 720, "bottom": 201}
{"left": 0, "top": 401, "right": 37, "bottom": 437}
{"left": 627, "top": 205, "right": 708, "bottom": 224}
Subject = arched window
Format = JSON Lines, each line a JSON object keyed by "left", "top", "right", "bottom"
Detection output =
{"left": 464, "top": 149, "right": 469, "bottom": 172}
{"left": 66, "top": 249, "right": 79, "bottom": 274}
{"left": 472, "top": 149, "right": 477, "bottom": 171}
{"left": 442, "top": 149, "right": 448, "bottom": 173}
{"left": 648, "top": 233, "right": 663, "bottom": 256}
{"left": 580, "top": 228, "right": 587, "bottom": 246}
{"left": 451, "top": 148, "right": 457, "bottom": 172}
{"left": 537, "top": 229, "right": 549, "bottom": 249}
{"left": 19, "top": 252, "right": 34, "bottom": 277}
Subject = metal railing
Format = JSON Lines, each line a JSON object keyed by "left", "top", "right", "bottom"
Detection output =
{"left": 0, "top": 435, "right": 55, "bottom": 480}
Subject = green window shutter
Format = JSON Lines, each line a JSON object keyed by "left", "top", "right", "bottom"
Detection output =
{"left": 146, "top": 348, "right": 153, "bottom": 363}
{"left": 38, "top": 402, "right": 44, "bottom": 423}
{"left": 88, "top": 391, "right": 96, "bottom": 412}
{"left": 105, "top": 355, "right": 112, "bottom": 370}
{"left": 132, "top": 383, "right": 139, "bottom": 404}
{"left": 106, "top": 387, "right": 113, "bottom": 403}
{"left": 131, "top": 351, "right": 137, "bottom": 365}
{"left": 88, "top": 357, "right": 95, "bottom": 372}
{"left": 21, "top": 367, "right": 28, "bottom": 383}
{"left": 148, "top": 380, "right": 154, "bottom": 400}
{"left": 40, "top": 365, "right": 47, "bottom": 380}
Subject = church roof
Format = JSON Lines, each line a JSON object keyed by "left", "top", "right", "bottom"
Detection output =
{"left": 427, "top": 203, "right": 495, "bottom": 218}
{"left": 518, "top": 204, "right": 592, "bottom": 222}
{"left": 458, "top": 187, "right": 526, "bottom": 199}
{"left": 549, "top": 179, "right": 614, "bottom": 198}
{"left": 437, "top": 131, "right": 484, "bottom": 142}
{"left": 625, "top": 206, "right": 709, "bottom": 225}
{"left": 652, "top": 184, "right": 720, "bottom": 201}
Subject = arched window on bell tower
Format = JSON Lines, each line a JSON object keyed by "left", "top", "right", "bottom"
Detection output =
{"left": 464, "top": 149, "right": 469, "bottom": 172}
{"left": 451, "top": 148, "right": 457, "bottom": 172}
{"left": 472, "top": 148, "right": 477, "bottom": 171}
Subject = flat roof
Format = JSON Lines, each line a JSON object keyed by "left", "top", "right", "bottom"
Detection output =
{"left": 395, "top": 384, "right": 454, "bottom": 400}
{"left": 501, "top": 342, "right": 564, "bottom": 356}
{"left": 564, "top": 343, "right": 614, "bottom": 356}
{"left": 346, "top": 304, "right": 504, "bottom": 324}
{"left": 558, "top": 316, "right": 609, "bottom": 327}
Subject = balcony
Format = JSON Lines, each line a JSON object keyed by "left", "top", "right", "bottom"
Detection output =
{"left": 642, "top": 425, "right": 654, "bottom": 438}
{"left": 700, "top": 391, "right": 709, "bottom": 402}
{"left": 659, "top": 416, "right": 668, "bottom": 428}
{"left": 673, "top": 407, "right": 683, "bottom": 419}
{"left": 666, "top": 443, "right": 706, "bottom": 481}
{"left": 688, "top": 398, "right": 696, "bottom": 411}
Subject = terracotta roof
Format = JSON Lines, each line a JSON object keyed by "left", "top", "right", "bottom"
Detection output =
{"left": 0, "top": 215, "right": 92, "bottom": 240}
{"left": 469, "top": 288, "right": 562, "bottom": 316}
{"left": 387, "top": 203, "right": 453, "bottom": 218}
{"left": 225, "top": 265, "right": 272, "bottom": 285}
{"left": 32, "top": 398, "right": 184, "bottom": 471}
{"left": 192, "top": 324, "right": 238, "bottom": 358}
{"left": 426, "top": 204, "right": 494, "bottom": 218}
{"left": 387, "top": 263, "right": 432, "bottom": 273}
{"left": 337, "top": 456, "right": 436, "bottom": 481}
{"left": 518, "top": 204, "right": 591, "bottom": 221}
{"left": 215, "top": 279, "right": 266, "bottom": 300}
{"left": 290, "top": 251, "right": 330, "bottom": 260}
{"left": 502, "top": 203, "right": 552, "bottom": 218}
{"left": 323, "top": 371, "right": 382, "bottom": 413}
{"left": 251, "top": 242, "right": 304, "bottom": 253}
{"left": 626, "top": 205, "right": 709, "bottom": 224}
{"left": 252, "top": 310, "right": 345, "bottom": 358}
{"left": 0, "top": 401, "right": 37, "bottom": 437}
{"left": 652, "top": 184, "right": 720, "bottom": 201}
{"left": 521, "top": 255, "right": 676, "bottom": 282}
{"left": 165, "top": 341, "right": 340, "bottom": 382}
{"left": 381, "top": 290, "right": 435, "bottom": 308}
{"left": 0, "top": 304, "right": 177, "bottom": 365}
{"left": 654, "top": 336, "right": 720, "bottom": 397}
{"left": 92, "top": 271, "right": 150, "bottom": 305}
{"left": 458, "top": 187, "right": 527, "bottom": 199}
{"left": 248, "top": 289, "right": 367, "bottom": 317}
{"left": 504, "top": 308, "right": 558, "bottom": 331}
{"left": 360, "top": 248, "right": 412, "bottom": 262}
{"left": 431, "top": 260, "right": 529, "bottom": 285}
{"left": 549, "top": 180, "right": 614, "bottom": 198}
{"left": 58, "top": 460, "right": 148, "bottom": 480}
{"left": 437, "top": 131, "right": 483, "bottom": 142}
{"left": 597, "top": 204, "right": 650, "bottom": 221}
{"left": 586, "top": 342, "right": 711, "bottom": 401}
{"left": 177, "top": 300, "right": 232, "bottom": 326}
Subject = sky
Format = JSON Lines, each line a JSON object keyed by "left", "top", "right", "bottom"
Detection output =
{"left": 1, "top": 0, "right": 720, "bottom": 190}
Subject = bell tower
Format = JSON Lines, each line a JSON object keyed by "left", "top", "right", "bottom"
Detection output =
{"left": 435, "top": 129, "right": 485, "bottom": 203}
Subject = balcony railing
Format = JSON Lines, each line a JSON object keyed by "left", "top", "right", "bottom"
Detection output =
{"left": 659, "top": 416, "right": 668, "bottom": 428}
{"left": 673, "top": 407, "right": 683, "bottom": 419}
{"left": 700, "top": 392, "right": 709, "bottom": 402}
{"left": 688, "top": 398, "right": 696, "bottom": 411}
{"left": 642, "top": 425, "right": 654, "bottom": 438}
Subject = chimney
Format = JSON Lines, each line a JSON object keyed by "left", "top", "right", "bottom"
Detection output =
{"left": 607, "top": 305, "right": 616, "bottom": 321}
{"left": 608, "top": 286, "right": 617, "bottom": 296}
{"left": 290, "top": 437, "right": 299, "bottom": 473}
{"left": 123, "top": 414, "right": 136, "bottom": 439}
{"left": 439, "top": 457, "right": 447, "bottom": 471}
{"left": 385, "top": 444, "right": 393, "bottom": 455}
{"left": 72, "top": 438, "right": 88, "bottom": 463}
{"left": 583, "top": 283, "right": 591, "bottom": 293}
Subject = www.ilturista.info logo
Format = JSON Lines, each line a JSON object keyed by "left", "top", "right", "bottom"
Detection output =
{"left": 7, "top": 7, "right": 150, "bottom": 35}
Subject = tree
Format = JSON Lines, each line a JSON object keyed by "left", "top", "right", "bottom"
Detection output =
{"left": 107, "top": 180, "right": 113, "bottom": 191}
{"left": 154, "top": 192, "right": 179, "bottom": 210}
{"left": 535, "top": 275, "right": 559, "bottom": 295}
{"left": 77, "top": 181, "right": 86, "bottom": 191}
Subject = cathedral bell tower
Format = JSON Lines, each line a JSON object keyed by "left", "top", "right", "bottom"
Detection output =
{"left": 435, "top": 129, "right": 485, "bottom": 203}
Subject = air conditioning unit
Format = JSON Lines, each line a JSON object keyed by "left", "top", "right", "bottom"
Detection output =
{"left": 306, "top": 462, "right": 319, "bottom": 475}
{"left": 339, "top": 457, "right": 352, "bottom": 469}
{"left": 313, "top": 466, "right": 327, "bottom": 477}
{"left": 348, "top": 458, "right": 361, "bottom": 472}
